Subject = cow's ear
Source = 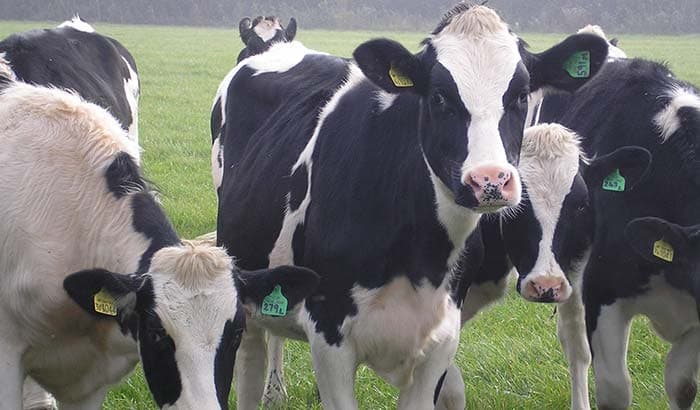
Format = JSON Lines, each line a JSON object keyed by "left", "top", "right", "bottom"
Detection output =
{"left": 625, "top": 217, "right": 696, "bottom": 265}
{"left": 235, "top": 265, "right": 320, "bottom": 313}
{"left": 523, "top": 33, "right": 608, "bottom": 92}
{"left": 63, "top": 269, "right": 140, "bottom": 320}
{"left": 239, "top": 17, "right": 253, "bottom": 44}
{"left": 353, "top": 38, "right": 429, "bottom": 95}
{"left": 586, "top": 146, "right": 652, "bottom": 193}
{"left": 285, "top": 18, "right": 297, "bottom": 41}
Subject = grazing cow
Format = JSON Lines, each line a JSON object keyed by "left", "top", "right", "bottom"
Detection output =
{"left": 0, "top": 75, "right": 319, "bottom": 409}
{"left": 236, "top": 16, "right": 297, "bottom": 63}
{"left": 0, "top": 16, "right": 140, "bottom": 146}
{"left": 214, "top": 3, "right": 609, "bottom": 408}
{"left": 436, "top": 123, "right": 593, "bottom": 409}
{"left": 530, "top": 57, "right": 700, "bottom": 409}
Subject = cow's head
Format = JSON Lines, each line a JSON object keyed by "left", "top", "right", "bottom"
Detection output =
{"left": 353, "top": 4, "right": 608, "bottom": 213}
{"left": 504, "top": 124, "right": 591, "bottom": 303}
{"left": 237, "top": 16, "right": 297, "bottom": 62}
{"left": 626, "top": 218, "right": 700, "bottom": 305}
{"left": 63, "top": 241, "right": 318, "bottom": 409}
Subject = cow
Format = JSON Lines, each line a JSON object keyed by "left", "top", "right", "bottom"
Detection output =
{"left": 0, "top": 73, "right": 320, "bottom": 409}
{"left": 213, "top": 3, "right": 609, "bottom": 408}
{"left": 435, "top": 123, "right": 593, "bottom": 409}
{"left": 236, "top": 16, "right": 297, "bottom": 63}
{"left": 0, "top": 16, "right": 140, "bottom": 147}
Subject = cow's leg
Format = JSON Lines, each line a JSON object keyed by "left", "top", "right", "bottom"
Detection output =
{"left": 589, "top": 301, "right": 633, "bottom": 410}
{"left": 557, "top": 282, "right": 591, "bottom": 410}
{"left": 262, "top": 335, "right": 287, "bottom": 407}
{"left": 310, "top": 334, "right": 358, "bottom": 410}
{"left": 398, "top": 303, "right": 460, "bottom": 410}
{"left": 433, "top": 363, "right": 466, "bottom": 410}
{"left": 663, "top": 326, "right": 700, "bottom": 410}
{"left": 22, "top": 377, "right": 56, "bottom": 410}
{"left": 460, "top": 274, "right": 509, "bottom": 324}
{"left": 58, "top": 387, "right": 108, "bottom": 410}
{"left": 235, "top": 322, "right": 268, "bottom": 410}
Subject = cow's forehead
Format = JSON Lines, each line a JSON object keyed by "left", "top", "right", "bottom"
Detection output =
{"left": 431, "top": 32, "right": 523, "bottom": 115}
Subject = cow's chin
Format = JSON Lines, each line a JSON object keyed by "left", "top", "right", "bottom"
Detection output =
{"left": 453, "top": 187, "right": 516, "bottom": 214}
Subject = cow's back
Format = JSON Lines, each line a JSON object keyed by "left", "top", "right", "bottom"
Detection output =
{"left": 0, "top": 27, "right": 137, "bottom": 132}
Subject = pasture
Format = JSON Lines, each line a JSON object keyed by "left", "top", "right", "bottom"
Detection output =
{"left": 1, "top": 20, "right": 698, "bottom": 409}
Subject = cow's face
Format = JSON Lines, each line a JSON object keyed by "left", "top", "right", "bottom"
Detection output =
{"left": 238, "top": 16, "right": 297, "bottom": 62}
{"left": 64, "top": 241, "right": 319, "bottom": 409}
{"left": 353, "top": 4, "right": 608, "bottom": 214}
{"left": 504, "top": 124, "right": 591, "bottom": 303}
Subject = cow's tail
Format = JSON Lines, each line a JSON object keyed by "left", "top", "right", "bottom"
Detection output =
{"left": 0, "top": 52, "right": 17, "bottom": 87}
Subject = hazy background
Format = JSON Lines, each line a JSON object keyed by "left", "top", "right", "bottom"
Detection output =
{"left": 1, "top": 0, "right": 698, "bottom": 33}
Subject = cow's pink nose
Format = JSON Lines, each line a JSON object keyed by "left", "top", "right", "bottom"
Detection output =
{"left": 523, "top": 277, "right": 567, "bottom": 303}
{"left": 464, "top": 165, "right": 515, "bottom": 203}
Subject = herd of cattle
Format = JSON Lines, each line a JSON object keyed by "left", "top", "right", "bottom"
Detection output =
{"left": 1, "top": 3, "right": 699, "bottom": 410}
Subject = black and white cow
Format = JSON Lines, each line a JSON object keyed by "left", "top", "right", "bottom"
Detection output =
{"left": 236, "top": 16, "right": 297, "bottom": 63}
{"left": 0, "top": 72, "right": 319, "bottom": 409}
{"left": 436, "top": 123, "right": 593, "bottom": 409}
{"left": 0, "top": 16, "right": 140, "bottom": 147}
{"left": 483, "top": 57, "right": 700, "bottom": 409}
{"left": 214, "top": 3, "right": 608, "bottom": 408}
{"left": 559, "top": 57, "right": 700, "bottom": 409}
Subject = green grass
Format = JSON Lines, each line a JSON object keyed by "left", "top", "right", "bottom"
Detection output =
{"left": 0, "top": 20, "right": 698, "bottom": 409}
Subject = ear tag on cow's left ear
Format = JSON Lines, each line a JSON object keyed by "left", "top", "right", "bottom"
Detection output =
{"left": 389, "top": 64, "right": 414, "bottom": 88}
{"left": 94, "top": 288, "right": 117, "bottom": 317}
{"left": 563, "top": 51, "right": 591, "bottom": 78}
{"left": 653, "top": 239, "right": 674, "bottom": 262}
{"left": 261, "top": 285, "right": 288, "bottom": 317}
{"left": 602, "top": 168, "right": 625, "bottom": 191}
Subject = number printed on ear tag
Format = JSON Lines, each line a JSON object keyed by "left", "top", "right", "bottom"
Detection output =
{"left": 653, "top": 239, "right": 674, "bottom": 262}
{"left": 563, "top": 51, "right": 591, "bottom": 78}
{"left": 602, "top": 168, "right": 626, "bottom": 192}
{"left": 389, "top": 64, "right": 414, "bottom": 88}
{"left": 261, "top": 285, "right": 288, "bottom": 317}
{"left": 94, "top": 288, "right": 117, "bottom": 316}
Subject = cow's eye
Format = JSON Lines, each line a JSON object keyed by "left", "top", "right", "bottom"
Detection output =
{"left": 518, "top": 91, "right": 529, "bottom": 105}
{"left": 148, "top": 326, "right": 168, "bottom": 344}
{"left": 432, "top": 92, "right": 446, "bottom": 107}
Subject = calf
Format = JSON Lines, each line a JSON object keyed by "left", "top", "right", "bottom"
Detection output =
{"left": 558, "top": 57, "right": 700, "bottom": 409}
{"left": 215, "top": 4, "right": 608, "bottom": 408}
{"left": 236, "top": 16, "right": 297, "bottom": 63}
{"left": 0, "top": 16, "right": 140, "bottom": 146}
{"left": 0, "top": 75, "right": 318, "bottom": 409}
{"left": 437, "top": 123, "right": 594, "bottom": 409}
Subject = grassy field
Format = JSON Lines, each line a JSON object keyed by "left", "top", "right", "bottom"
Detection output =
{"left": 1, "top": 20, "right": 699, "bottom": 409}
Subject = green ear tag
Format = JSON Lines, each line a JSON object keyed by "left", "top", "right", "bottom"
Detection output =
{"left": 261, "top": 285, "right": 288, "bottom": 317}
{"left": 94, "top": 288, "right": 117, "bottom": 316}
{"left": 563, "top": 51, "right": 591, "bottom": 78}
{"left": 389, "top": 64, "right": 414, "bottom": 88}
{"left": 653, "top": 239, "right": 674, "bottom": 262}
{"left": 602, "top": 168, "right": 626, "bottom": 192}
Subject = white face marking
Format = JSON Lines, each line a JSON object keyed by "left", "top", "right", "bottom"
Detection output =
{"left": 517, "top": 124, "right": 583, "bottom": 300}
{"left": 148, "top": 243, "right": 238, "bottom": 409}
{"left": 431, "top": 29, "right": 521, "bottom": 176}
{"left": 654, "top": 86, "right": 700, "bottom": 141}
{"left": 253, "top": 19, "right": 282, "bottom": 42}
{"left": 57, "top": 16, "right": 95, "bottom": 33}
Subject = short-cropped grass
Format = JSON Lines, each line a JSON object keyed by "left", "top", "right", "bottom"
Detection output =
{"left": 0, "top": 20, "right": 698, "bottom": 409}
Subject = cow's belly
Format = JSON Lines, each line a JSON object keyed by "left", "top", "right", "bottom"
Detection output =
{"left": 624, "top": 275, "right": 699, "bottom": 342}
{"left": 344, "top": 276, "right": 460, "bottom": 387}
{"left": 22, "top": 320, "right": 137, "bottom": 403}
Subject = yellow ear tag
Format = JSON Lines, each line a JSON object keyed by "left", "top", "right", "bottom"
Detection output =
{"left": 653, "top": 239, "right": 674, "bottom": 262}
{"left": 94, "top": 288, "right": 117, "bottom": 316}
{"left": 389, "top": 65, "right": 414, "bottom": 88}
